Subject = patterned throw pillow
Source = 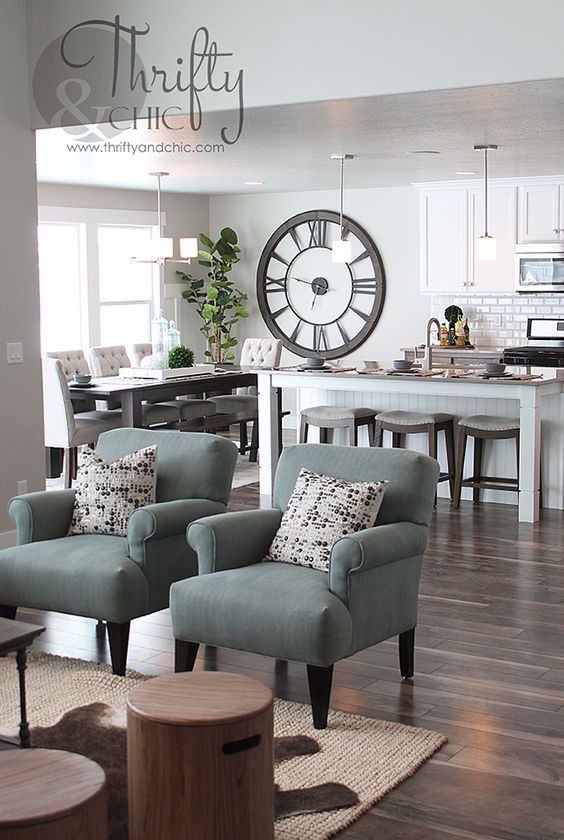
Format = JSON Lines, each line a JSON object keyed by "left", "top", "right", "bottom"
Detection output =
{"left": 68, "top": 445, "right": 157, "bottom": 537}
{"left": 266, "top": 468, "right": 388, "bottom": 571}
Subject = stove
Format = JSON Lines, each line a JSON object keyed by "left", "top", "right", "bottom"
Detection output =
{"left": 504, "top": 318, "right": 564, "bottom": 367}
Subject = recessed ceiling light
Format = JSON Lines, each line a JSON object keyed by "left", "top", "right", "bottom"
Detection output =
{"left": 456, "top": 170, "right": 477, "bottom": 175}
{"left": 406, "top": 150, "right": 441, "bottom": 155}
{"left": 244, "top": 180, "right": 265, "bottom": 185}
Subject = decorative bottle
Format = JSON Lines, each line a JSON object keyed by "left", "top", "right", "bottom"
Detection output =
{"left": 166, "top": 320, "right": 182, "bottom": 359}
{"left": 455, "top": 319, "right": 465, "bottom": 347}
{"left": 464, "top": 318, "right": 471, "bottom": 346}
{"left": 440, "top": 323, "right": 449, "bottom": 346}
{"left": 151, "top": 310, "right": 168, "bottom": 369}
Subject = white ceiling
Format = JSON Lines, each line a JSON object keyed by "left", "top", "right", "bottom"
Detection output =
{"left": 35, "top": 78, "right": 564, "bottom": 195}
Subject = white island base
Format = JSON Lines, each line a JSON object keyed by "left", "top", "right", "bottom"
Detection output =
{"left": 257, "top": 369, "right": 564, "bottom": 523}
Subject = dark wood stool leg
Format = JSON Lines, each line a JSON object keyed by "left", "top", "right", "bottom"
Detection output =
{"left": 319, "top": 426, "right": 329, "bottom": 443}
{"left": 392, "top": 432, "right": 403, "bottom": 448}
{"left": 399, "top": 628, "right": 415, "bottom": 678}
{"left": 348, "top": 419, "right": 356, "bottom": 446}
{"left": 374, "top": 419, "right": 383, "bottom": 447}
{"left": 473, "top": 436, "right": 484, "bottom": 503}
{"left": 306, "top": 664, "right": 334, "bottom": 730}
{"left": 367, "top": 419, "right": 376, "bottom": 447}
{"left": 428, "top": 426, "right": 438, "bottom": 506}
{"left": 453, "top": 425, "right": 467, "bottom": 508}
{"left": 299, "top": 415, "right": 308, "bottom": 443}
{"left": 175, "top": 639, "right": 200, "bottom": 672}
{"left": 444, "top": 420, "right": 456, "bottom": 499}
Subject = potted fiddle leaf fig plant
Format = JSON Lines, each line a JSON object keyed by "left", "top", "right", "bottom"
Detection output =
{"left": 176, "top": 228, "right": 249, "bottom": 363}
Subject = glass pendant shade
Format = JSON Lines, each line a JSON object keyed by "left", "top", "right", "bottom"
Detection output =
{"left": 476, "top": 234, "right": 496, "bottom": 262}
{"left": 332, "top": 238, "right": 352, "bottom": 263}
{"left": 180, "top": 237, "right": 199, "bottom": 259}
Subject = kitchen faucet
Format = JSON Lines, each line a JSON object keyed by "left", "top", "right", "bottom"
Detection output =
{"left": 422, "top": 317, "right": 441, "bottom": 370}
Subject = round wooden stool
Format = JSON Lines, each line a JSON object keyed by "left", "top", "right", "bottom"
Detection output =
{"left": 0, "top": 749, "right": 106, "bottom": 839}
{"left": 127, "top": 671, "right": 274, "bottom": 840}
{"left": 300, "top": 405, "right": 378, "bottom": 445}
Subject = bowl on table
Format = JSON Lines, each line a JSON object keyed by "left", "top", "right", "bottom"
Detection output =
{"left": 304, "top": 357, "right": 326, "bottom": 368}
{"left": 73, "top": 373, "right": 92, "bottom": 385}
{"left": 392, "top": 359, "right": 414, "bottom": 371}
{"left": 484, "top": 362, "right": 506, "bottom": 375}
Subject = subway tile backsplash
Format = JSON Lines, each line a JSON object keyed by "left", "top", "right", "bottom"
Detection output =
{"left": 431, "top": 295, "right": 564, "bottom": 347}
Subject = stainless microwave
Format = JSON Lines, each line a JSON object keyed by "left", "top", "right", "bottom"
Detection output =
{"left": 515, "top": 243, "right": 564, "bottom": 293}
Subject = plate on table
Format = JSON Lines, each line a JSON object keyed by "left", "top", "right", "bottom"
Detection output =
{"left": 69, "top": 382, "right": 97, "bottom": 388}
{"left": 482, "top": 372, "right": 514, "bottom": 379}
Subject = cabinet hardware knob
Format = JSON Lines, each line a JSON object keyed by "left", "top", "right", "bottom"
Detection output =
{"left": 554, "top": 228, "right": 560, "bottom": 233}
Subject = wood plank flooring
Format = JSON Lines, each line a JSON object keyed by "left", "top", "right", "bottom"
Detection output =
{"left": 10, "top": 487, "right": 564, "bottom": 839}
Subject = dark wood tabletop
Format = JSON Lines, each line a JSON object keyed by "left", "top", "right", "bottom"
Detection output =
{"left": 0, "top": 617, "right": 45, "bottom": 655}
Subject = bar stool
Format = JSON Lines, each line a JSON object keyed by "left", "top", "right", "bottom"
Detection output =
{"left": 374, "top": 410, "right": 456, "bottom": 497}
{"left": 299, "top": 406, "right": 378, "bottom": 445}
{"left": 453, "top": 415, "right": 519, "bottom": 507}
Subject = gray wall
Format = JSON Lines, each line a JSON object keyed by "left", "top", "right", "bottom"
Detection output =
{"left": 0, "top": 0, "right": 45, "bottom": 537}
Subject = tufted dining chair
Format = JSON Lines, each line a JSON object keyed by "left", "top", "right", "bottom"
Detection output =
{"left": 209, "top": 338, "right": 283, "bottom": 461}
{"left": 44, "top": 349, "right": 91, "bottom": 380}
{"left": 128, "top": 343, "right": 218, "bottom": 422}
{"left": 89, "top": 345, "right": 180, "bottom": 426}
{"left": 42, "top": 357, "right": 122, "bottom": 486}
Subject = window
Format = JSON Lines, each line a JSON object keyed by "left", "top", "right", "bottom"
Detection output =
{"left": 38, "top": 207, "right": 161, "bottom": 356}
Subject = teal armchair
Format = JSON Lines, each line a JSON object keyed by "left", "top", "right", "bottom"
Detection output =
{"left": 0, "top": 429, "right": 238, "bottom": 675}
{"left": 171, "top": 443, "right": 439, "bottom": 728}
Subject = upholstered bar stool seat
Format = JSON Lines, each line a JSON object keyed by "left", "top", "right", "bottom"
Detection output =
{"left": 453, "top": 414, "right": 520, "bottom": 507}
{"left": 299, "top": 406, "right": 378, "bottom": 446}
{"left": 375, "top": 409, "right": 455, "bottom": 497}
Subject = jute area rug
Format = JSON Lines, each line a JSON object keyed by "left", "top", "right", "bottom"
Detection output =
{"left": 0, "top": 652, "right": 446, "bottom": 839}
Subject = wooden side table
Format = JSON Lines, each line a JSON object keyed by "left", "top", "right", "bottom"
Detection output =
{"left": 0, "top": 617, "right": 45, "bottom": 748}
{"left": 127, "top": 672, "right": 274, "bottom": 840}
{"left": 0, "top": 749, "right": 107, "bottom": 839}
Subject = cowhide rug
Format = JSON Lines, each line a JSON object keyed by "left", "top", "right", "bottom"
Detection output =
{"left": 31, "top": 702, "right": 358, "bottom": 839}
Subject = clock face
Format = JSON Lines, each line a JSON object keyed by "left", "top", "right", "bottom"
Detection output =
{"left": 256, "top": 210, "right": 386, "bottom": 359}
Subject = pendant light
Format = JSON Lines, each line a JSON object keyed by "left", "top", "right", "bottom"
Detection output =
{"left": 132, "top": 172, "right": 198, "bottom": 264}
{"left": 474, "top": 145, "right": 498, "bottom": 262}
{"left": 331, "top": 153, "right": 354, "bottom": 263}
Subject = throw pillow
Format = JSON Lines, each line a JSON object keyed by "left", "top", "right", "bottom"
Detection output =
{"left": 68, "top": 445, "right": 157, "bottom": 537}
{"left": 266, "top": 468, "right": 388, "bottom": 571}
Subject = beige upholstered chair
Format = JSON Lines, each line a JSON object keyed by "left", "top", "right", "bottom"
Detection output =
{"left": 209, "top": 338, "right": 283, "bottom": 461}
{"left": 89, "top": 345, "right": 180, "bottom": 426}
{"left": 128, "top": 343, "right": 218, "bottom": 422}
{"left": 44, "top": 349, "right": 91, "bottom": 380}
{"left": 42, "top": 358, "right": 122, "bottom": 487}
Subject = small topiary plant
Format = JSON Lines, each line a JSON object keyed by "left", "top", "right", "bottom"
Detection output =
{"left": 168, "top": 345, "right": 195, "bottom": 369}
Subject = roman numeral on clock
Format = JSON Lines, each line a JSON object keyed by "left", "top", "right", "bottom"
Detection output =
{"left": 290, "top": 319, "right": 304, "bottom": 343}
{"left": 307, "top": 219, "right": 328, "bottom": 248}
{"left": 313, "top": 324, "right": 328, "bottom": 352}
{"left": 352, "top": 277, "right": 378, "bottom": 295}
{"left": 270, "top": 251, "right": 289, "bottom": 266}
{"left": 265, "top": 276, "right": 287, "bottom": 294}
{"left": 271, "top": 304, "right": 290, "bottom": 320}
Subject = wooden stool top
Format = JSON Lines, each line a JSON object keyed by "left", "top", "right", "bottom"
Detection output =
{"left": 0, "top": 617, "right": 44, "bottom": 655}
{"left": 0, "top": 749, "right": 105, "bottom": 826}
{"left": 127, "top": 672, "right": 273, "bottom": 727}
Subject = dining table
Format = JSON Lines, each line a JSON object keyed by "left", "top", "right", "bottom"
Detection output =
{"left": 69, "top": 368, "right": 258, "bottom": 428}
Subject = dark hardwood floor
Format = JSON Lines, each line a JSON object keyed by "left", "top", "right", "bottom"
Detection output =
{"left": 11, "top": 486, "right": 564, "bottom": 839}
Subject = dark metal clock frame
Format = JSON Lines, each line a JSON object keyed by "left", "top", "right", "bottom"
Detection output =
{"left": 256, "top": 210, "right": 386, "bottom": 359}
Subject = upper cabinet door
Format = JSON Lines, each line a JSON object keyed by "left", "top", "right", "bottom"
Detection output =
{"left": 420, "top": 189, "right": 468, "bottom": 292}
{"left": 468, "top": 186, "right": 517, "bottom": 291}
{"left": 518, "top": 184, "right": 561, "bottom": 242}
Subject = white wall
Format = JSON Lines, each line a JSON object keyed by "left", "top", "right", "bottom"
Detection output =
{"left": 209, "top": 185, "right": 427, "bottom": 370}
{"left": 26, "top": 0, "right": 564, "bottom": 127}
{"left": 0, "top": 0, "right": 45, "bottom": 537}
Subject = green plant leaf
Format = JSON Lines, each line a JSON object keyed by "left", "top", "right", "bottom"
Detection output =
{"left": 199, "top": 233, "right": 214, "bottom": 248}
{"left": 220, "top": 227, "right": 238, "bottom": 245}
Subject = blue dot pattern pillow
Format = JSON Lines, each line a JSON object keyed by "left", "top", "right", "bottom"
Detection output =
{"left": 68, "top": 445, "right": 157, "bottom": 536}
{"left": 266, "top": 468, "right": 388, "bottom": 571}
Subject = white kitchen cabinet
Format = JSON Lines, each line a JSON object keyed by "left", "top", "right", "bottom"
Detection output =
{"left": 518, "top": 183, "right": 563, "bottom": 242}
{"left": 468, "top": 186, "right": 516, "bottom": 291}
{"left": 420, "top": 189, "right": 468, "bottom": 292}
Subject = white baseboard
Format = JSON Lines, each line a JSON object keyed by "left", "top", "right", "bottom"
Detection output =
{"left": 0, "top": 530, "right": 16, "bottom": 549}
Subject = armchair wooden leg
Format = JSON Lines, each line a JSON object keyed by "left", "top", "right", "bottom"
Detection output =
{"left": 106, "top": 621, "right": 130, "bottom": 676}
{"left": 306, "top": 664, "right": 333, "bottom": 730}
{"left": 175, "top": 639, "right": 200, "bottom": 672}
{"left": 0, "top": 605, "right": 17, "bottom": 619}
{"left": 399, "top": 627, "right": 415, "bottom": 679}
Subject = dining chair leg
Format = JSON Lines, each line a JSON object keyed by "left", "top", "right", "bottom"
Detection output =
{"left": 453, "top": 425, "right": 467, "bottom": 509}
{"left": 473, "top": 436, "right": 484, "bottom": 503}
{"left": 239, "top": 421, "right": 248, "bottom": 454}
{"left": 249, "top": 419, "right": 258, "bottom": 463}
{"left": 63, "top": 448, "right": 73, "bottom": 489}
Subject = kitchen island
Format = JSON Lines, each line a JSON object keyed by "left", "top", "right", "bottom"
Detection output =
{"left": 256, "top": 368, "right": 564, "bottom": 522}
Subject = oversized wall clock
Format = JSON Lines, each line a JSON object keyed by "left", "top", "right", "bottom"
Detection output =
{"left": 256, "top": 210, "right": 386, "bottom": 359}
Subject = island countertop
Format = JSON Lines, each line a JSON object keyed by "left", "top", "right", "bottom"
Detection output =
{"left": 255, "top": 367, "right": 564, "bottom": 523}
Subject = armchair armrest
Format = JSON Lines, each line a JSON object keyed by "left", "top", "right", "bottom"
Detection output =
{"left": 188, "top": 508, "right": 283, "bottom": 573}
{"left": 8, "top": 490, "right": 76, "bottom": 544}
{"left": 127, "top": 499, "right": 226, "bottom": 567}
{"left": 329, "top": 521, "right": 428, "bottom": 604}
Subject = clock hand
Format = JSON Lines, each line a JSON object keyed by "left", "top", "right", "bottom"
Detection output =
{"left": 289, "top": 276, "right": 310, "bottom": 286}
